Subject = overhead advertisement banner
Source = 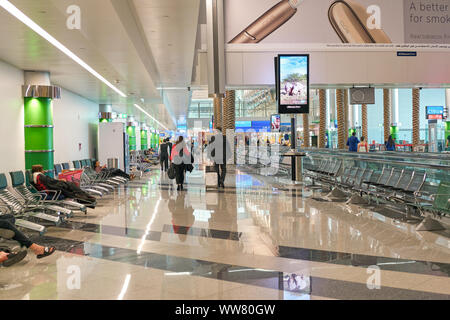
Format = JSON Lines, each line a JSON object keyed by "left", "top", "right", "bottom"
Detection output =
{"left": 224, "top": 0, "right": 450, "bottom": 46}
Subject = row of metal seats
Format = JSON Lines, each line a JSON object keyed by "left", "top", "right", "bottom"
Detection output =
{"left": 54, "top": 159, "right": 129, "bottom": 198}
{"left": 304, "top": 158, "right": 450, "bottom": 219}
{"left": 0, "top": 170, "right": 87, "bottom": 234}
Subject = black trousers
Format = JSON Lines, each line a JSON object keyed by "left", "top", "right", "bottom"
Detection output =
{"left": 0, "top": 214, "right": 33, "bottom": 248}
{"left": 174, "top": 164, "right": 185, "bottom": 185}
{"left": 215, "top": 164, "right": 226, "bottom": 185}
{"left": 160, "top": 155, "right": 169, "bottom": 171}
{"left": 105, "top": 168, "right": 130, "bottom": 179}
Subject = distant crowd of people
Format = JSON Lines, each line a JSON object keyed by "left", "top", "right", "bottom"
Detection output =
{"left": 346, "top": 132, "right": 396, "bottom": 152}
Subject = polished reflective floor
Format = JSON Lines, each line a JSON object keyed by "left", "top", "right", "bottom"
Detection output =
{"left": 1, "top": 167, "right": 450, "bottom": 300}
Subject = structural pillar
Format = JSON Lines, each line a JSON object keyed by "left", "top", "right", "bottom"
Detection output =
{"left": 213, "top": 96, "right": 222, "bottom": 130}
{"left": 99, "top": 104, "right": 113, "bottom": 123}
{"left": 445, "top": 89, "right": 450, "bottom": 145}
{"left": 383, "top": 89, "right": 391, "bottom": 143}
{"left": 390, "top": 89, "right": 399, "bottom": 140}
{"left": 223, "top": 90, "right": 235, "bottom": 165}
{"left": 412, "top": 88, "right": 420, "bottom": 147}
{"left": 140, "top": 123, "right": 148, "bottom": 150}
{"left": 127, "top": 116, "right": 137, "bottom": 152}
{"left": 23, "top": 71, "right": 61, "bottom": 172}
{"left": 222, "top": 90, "right": 235, "bottom": 133}
{"left": 336, "top": 89, "right": 345, "bottom": 149}
{"left": 343, "top": 89, "right": 349, "bottom": 139}
{"left": 361, "top": 104, "right": 368, "bottom": 141}
{"left": 303, "top": 114, "right": 310, "bottom": 148}
{"left": 318, "top": 89, "right": 326, "bottom": 148}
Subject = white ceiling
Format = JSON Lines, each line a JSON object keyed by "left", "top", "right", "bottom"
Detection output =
{"left": 0, "top": 0, "right": 202, "bottom": 129}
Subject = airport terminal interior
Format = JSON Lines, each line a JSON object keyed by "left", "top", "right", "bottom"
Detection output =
{"left": 0, "top": 0, "right": 450, "bottom": 301}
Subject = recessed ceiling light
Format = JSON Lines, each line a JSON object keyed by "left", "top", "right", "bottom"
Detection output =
{"left": 0, "top": 0, "right": 127, "bottom": 98}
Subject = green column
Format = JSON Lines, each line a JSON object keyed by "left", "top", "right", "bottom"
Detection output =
{"left": 141, "top": 130, "right": 148, "bottom": 150}
{"left": 390, "top": 125, "right": 399, "bottom": 140}
{"left": 24, "top": 97, "right": 54, "bottom": 171}
{"left": 349, "top": 128, "right": 356, "bottom": 136}
{"left": 127, "top": 125, "right": 136, "bottom": 151}
{"left": 445, "top": 122, "right": 450, "bottom": 139}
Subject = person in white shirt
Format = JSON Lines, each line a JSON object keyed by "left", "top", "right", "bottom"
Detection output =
{"left": 357, "top": 136, "right": 369, "bottom": 152}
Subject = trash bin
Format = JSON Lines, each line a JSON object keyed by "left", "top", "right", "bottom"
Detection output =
{"left": 107, "top": 158, "right": 119, "bottom": 169}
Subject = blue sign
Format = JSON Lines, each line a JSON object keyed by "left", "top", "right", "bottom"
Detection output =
{"left": 397, "top": 51, "right": 417, "bottom": 57}
{"left": 426, "top": 106, "right": 444, "bottom": 115}
{"left": 236, "top": 121, "right": 252, "bottom": 128}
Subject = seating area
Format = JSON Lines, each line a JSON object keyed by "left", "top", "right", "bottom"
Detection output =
{"left": 303, "top": 154, "right": 450, "bottom": 231}
{"left": 0, "top": 158, "right": 154, "bottom": 236}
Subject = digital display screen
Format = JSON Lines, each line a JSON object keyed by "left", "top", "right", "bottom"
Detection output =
{"left": 426, "top": 106, "right": 444, "bottom": 120}
{"left": 277, "top": 54, "right": 309, "bottom": 114}
{"left": 271, "top": 114, "right": 281, "bottom": 132}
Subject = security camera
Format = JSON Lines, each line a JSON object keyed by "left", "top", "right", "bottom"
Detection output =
{"left": 187, "top": 87, "right": 191, "bottom": 92}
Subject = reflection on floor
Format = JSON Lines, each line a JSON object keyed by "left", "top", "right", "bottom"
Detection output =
{"left": 1, "top": 167, "right": 449, "bottom": 300}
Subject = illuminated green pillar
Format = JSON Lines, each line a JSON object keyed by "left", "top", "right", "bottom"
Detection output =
{"left": 390, "top": 125, "right": 399, "bottom": 140}
{"left": 99, "top": 104, "right": 113, "bottom": 123}
{"left": 140, "top": 126, "right": 148, "bottom": 150}
{"left": 445, "top": 122, "right": 450, "bottom": 147}
{"left": 349, "top": 128, "right": 356, "bottom": 136}
{"left": 24, "top": 97, "right": 54, "bottom": 171}
{"left": 22, "top": 72, "right": 60, "bottom": 172}
{"left": 127, "top": 125, "right": 136, "bottom": 151}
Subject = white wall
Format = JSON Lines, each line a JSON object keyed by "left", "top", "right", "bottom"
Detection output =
{"left": 0, "top": 59, "right": 99, "bottom": 181}
{"left": 53, "top": 89, "right": 98, "bottom": 164}
{"left": 0, "top": 60, "right": 25, "bottom": 179}
{"left": 225, "top": 47, "right": 450, "bottom": 86}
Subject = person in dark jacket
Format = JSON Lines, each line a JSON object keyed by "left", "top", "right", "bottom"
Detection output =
{"left": 385, "top": 135, "right": 396, "bottom": 151}
{"left": 159, "top": 138, "right": 170, "bottom": 172}
{"left": 32, "top": 165, "right": 96, "bottom": 208}
{"left": 170, "top": 136, "right": 190, "bottom": 191}
{"left": 346, "top": 132, "right": 360, "bottom": 152}
{"left": 208, "top": 129, "right": 232, "bottom": 188}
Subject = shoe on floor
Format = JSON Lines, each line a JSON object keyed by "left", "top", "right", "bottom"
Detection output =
{"left": 2, "top": 249, "right": 27, "bottom": 267}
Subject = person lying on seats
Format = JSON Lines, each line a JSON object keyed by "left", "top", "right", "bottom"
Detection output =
{"left": 31, "top": 164, "right": 96, "bottom": 209}
{"left": 0, "top": 215, "right": 55, "bottom": 267}
{"left": 94, "top": 161, "right": 135, "bottom": 180}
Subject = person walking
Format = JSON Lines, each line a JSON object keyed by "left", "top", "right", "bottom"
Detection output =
{"left": 446, "top": 135, "right": 450, "bottom": 151}
{"left": 170, "top": 136, "right": 190, "bottom": 191}
{"left": 346, "top": 132, "right": 360, "bottom": 152}
{"left": 208, "top": 129, "right": 232, "bottom": 188}
{"left": 385, "top": 135, "right": 396, "bottom": 151}
{"left": 159, "top": 138, "right": 170, "bottom": 172}
{"left": 357, "top": 136, "right": 369, "bottom": 152}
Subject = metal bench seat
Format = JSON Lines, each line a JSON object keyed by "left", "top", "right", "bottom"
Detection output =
{"left": 24, "top": 170, "right": 87, "bottom": 213}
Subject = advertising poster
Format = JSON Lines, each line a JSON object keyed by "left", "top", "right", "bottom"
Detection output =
{"left": 271, "top": 114, "right": 281, "bottom": 132}
{"left": 224, "top": 0, "right": 450, "bottom": 46}
{"left": 278, "top": 54, "right": 308, "bottom": 107}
